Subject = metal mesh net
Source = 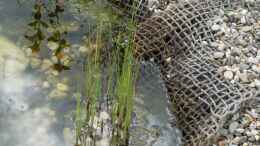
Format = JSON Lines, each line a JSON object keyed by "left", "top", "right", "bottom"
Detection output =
{"left": 110, "top": 0, "right": 260, "bottom": 145}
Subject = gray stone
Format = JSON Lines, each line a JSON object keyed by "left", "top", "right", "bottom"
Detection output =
{"left": 248, "top": 136, "right": 255, "bottom": 142}
{"left": 239, "top": 72, "right": 250, "bottom": 83}
{"left": 239, "top": 64, "right": 250, "bottom": 70}
{"left": 232, "top": 136, "right": 247, "bottom": 144}
{"left": 231, "top": 47, "right": 241, "bottom": 56}
{"left": 229, "top": 121, "right": 240, "bottom": 133}
{"left": 214, "top": 52, "right": 225, "bottom": 59}
{"left": 235, "top": 128, "right": 245, "bottom": 133}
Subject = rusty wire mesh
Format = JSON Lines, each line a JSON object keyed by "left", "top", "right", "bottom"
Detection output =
{"left": 110, "top": 0, "right": 260, "bottom": 145}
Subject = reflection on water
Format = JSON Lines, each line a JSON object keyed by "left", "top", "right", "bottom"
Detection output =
{"left": 0, "top": 0, "right": 180, "bottom": 146}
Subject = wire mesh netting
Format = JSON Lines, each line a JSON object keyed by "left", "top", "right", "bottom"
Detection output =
{"left": 109, "top": 0, "right": 260, "bottom": 145}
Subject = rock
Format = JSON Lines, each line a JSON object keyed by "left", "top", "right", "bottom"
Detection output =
{"left": 41, "top": 59, "right": 53, "bottom": 71}
{"left": 229, "top": 121, "right": 240, "bottom": 133}
{"left": 232, "top": 136, "right": 247, "bottom": 144}
{"left": 30, "top": 57, "right": 42, "bottom": 69}
{"left": 100, "top": 111, "right": 110, "bottom": 121}
{"left": 239, "top": 72, "right": 250, "bottom": 83}
{"left": 61, "top": 56, "right": 72, "bottom": 66}
{"left": 252, "top": 65, "right": 260, "bottom": 73}
{"left": 212, "top": 24, "right": 221, "bottom": 31}
{"left": 51, "top": 70, "right": 59, "bottom": 76}
{"left": 79, "top": 46, "right": 88, "bottom": 53}
{"left": 47, "top": 41, "right": 59, "bottom": 51}
{"left": 235, "top": 128, "right": 245, "bottom": 133}
{"left": 247, "top": 109, "right": 258, "bottom": 119}
{"left": 224, "top": 70, "right": 234, "bottom": 80}
{"left": 0, "top": 36, "right": 29, "bottom": 77}
{"left": 247, "top": 57, "right": 257, "bottom": 64}
{"left": 255, "top": 135, "right": 260, "bottom": 141}
{"left": 241, "top": 16, "right": 247, "bottom": 24}
{"left": 254, "top": 79, "right": 260, "bottom": 88}
{"left": 240, "top": 26, "right": 252, "bottom": 32}
{"left": 214, "top": 52, "right": 225, "bottom": 59}
{"left": 256, "top": 121, "right": 260, "bottom": 129}
{"left": 42, "top": 81, "right": 50, "bottom": 89}
{"left": 230, "top": 47, "right": 241, "bottom": 56}
{"left": 248, "top": 136, "right": 255, "bottom": 142}
{"left": 48, "top": 89, "right": 67, "bottom": 100}
{"left": 165, "top": 57, "right": 171, "bottom": 63}
{"left": 57, "top": 83, "right": 69, "bottom": 92}
{"left": 219, "top": 128, "right": 229, "bottom": 136}
{"left": 24, "top": 47, "right": 33, "bottom": 56}
{"left": 51, "top": 56, "right": 58, "bottom": 64}
{"left": 232, "top": 113, "right": 240, "bottom": 121}
{"left": 239, "top": 64, "right": 250, "bottom": 70}
{"left": 245, "top": 0, "right": 255, "bottom": 3}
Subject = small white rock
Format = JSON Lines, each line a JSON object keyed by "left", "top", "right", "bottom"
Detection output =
{"left": 57, "top": 83, "right": 69, "bottom": 92}
{"left": 214, "top": 52, "right": 225, "bottom": 59}
{"left": 224, "top": 70, "right": 234, "bottom": 80}
{"left": 41, "top": 59, "right": 53, "bottom": 71}
{"left": 47, "top": 41, "right": 59, "bottom": 51}
{"left": 42, "top": 81, "right": 50, "bottom": 89}
{"left": 79, "top": 46, "right": 88, "bottom": 53}
{"left": 212, "top": 24, "right": 221, "bottom": 31}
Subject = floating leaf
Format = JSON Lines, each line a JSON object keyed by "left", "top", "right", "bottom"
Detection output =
{"left": 34, "top": 11, "right": 42, "bottom": 20}
{"left": 53, "top": 63, "right": 70, "bottom": 72}
{"left": 56, "top": 51, "right": 65, "bottom": 59}
{"left": 39, "top": 20, "right": 49, "bottom": 28}
{"left": 28, "top": 21, "right": 38, "bottom": 27}
{"left": 48, "top": 12, "right": 57, "bottom": 17}
{"left": 29, "top": 42, "right": 40, "bottom": 53}
{"left": 36, "top": 29, "right": 45, "bottom": 41}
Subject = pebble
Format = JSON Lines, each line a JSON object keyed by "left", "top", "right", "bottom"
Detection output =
{"left": 252, "top": 65, "right": 260, "bottom": 73}
{"left": 48, "top": 89, "right": 67, "bottom": 100}
{"left": 239, "top": 72, "right": 250, "bottom": 83}
{"left": 79, "top": 46, "right": 88, "bottom": 53}
{"left": 41, "top": 59, "right": 53, "bottom": 71}
{"left": 57, "top": 83, "right": 69, "bottom": 92}
{"left": 214, "top": 52, "right": 225, "bottom": 59}
{"left": 30, "top": 57, "right": 42, "bottom": 69}
{"left": 241, "top": 26, "right": 252, "bottom": 32}
{"left": 212, "top": 24, "right": 221, "bottom": 31}
{"left": 47, "top": 41, "right": 59, "bottom": 51}
{"left": 42, "top": 81, "right": 50, "bottom": 89}
{"left": 224, "top": 70, "right": 234, "bottom": 80}
{"left": 100, "top": 111, "right": 110, "bottom": 121}
{"left": 254, "top": 80, "right": 260, "bottom": 88}
{"left": 232, "top": 136, "right": 247, "bottom": 144}
{"left": 229, "top": 121, "right": 240, "bottom": 133}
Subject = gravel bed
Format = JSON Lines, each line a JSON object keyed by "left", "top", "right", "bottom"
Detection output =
{"left": 209, "top": 4, "right": 260, "bottom": 146}
{"left": 209, "top": 6, "right": 260, "bottom": 89}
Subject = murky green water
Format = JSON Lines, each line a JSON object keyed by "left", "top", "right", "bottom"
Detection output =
{"left": 0, "top": 1, "right": 180, "bottom": 146}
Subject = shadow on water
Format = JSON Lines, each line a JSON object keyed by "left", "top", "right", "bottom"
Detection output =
{"left": 0, "top": 0, "right": 181, "bottom": 146}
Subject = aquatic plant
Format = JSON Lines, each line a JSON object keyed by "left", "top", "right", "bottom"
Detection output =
{"left": 64, "top": 0, "right": 139, "bottom": 145}
{"left": 25, "top": 0, "right": 71, "bottom": 72}
{"left": 110, "top": 31, "right": 137, "bottom": 146}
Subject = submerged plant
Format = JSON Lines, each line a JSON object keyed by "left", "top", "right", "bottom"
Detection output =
{"left": 110, "top": 32, "right": 136, "bottom": 146}
{"left": 71, "top": 0, "right": 138, "bottom": 145}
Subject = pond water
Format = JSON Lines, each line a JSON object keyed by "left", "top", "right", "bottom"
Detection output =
{"left": 0, "top": 0, "right": 181, "bottom": 146}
